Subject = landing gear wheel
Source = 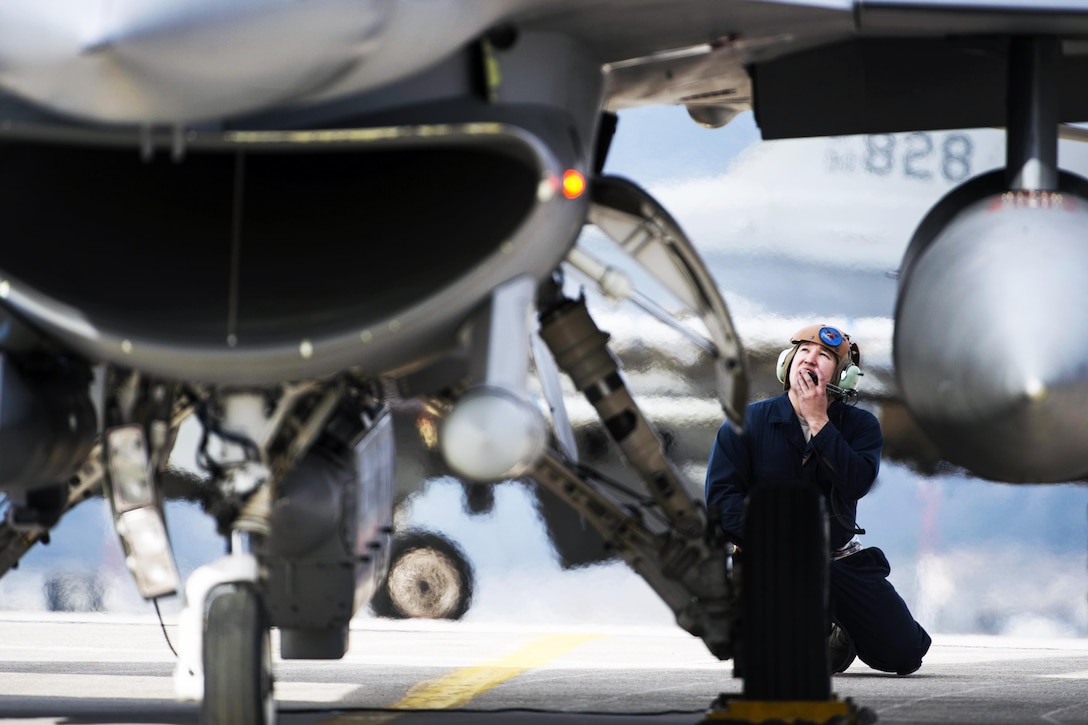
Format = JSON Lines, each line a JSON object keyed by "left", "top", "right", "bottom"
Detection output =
{"left": 202, "top": 586, "right": 275, "bottom": 725}
{"left": 371, "top": 530, "right": 474, "bottom": 620}
{"left": 741, "top": 482, "right": 830, "bottom": 701}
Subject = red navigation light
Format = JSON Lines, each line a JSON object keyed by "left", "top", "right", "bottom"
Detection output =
{"left": 561, "top": 169, "right": 586, "bottom": 199}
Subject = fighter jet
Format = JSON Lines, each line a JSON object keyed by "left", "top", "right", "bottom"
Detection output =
{"left": 2, "top": 1, "right": 1088, "bottom": 722}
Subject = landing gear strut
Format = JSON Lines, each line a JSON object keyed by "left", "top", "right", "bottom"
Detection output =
{"left": 165, "top": 380, "right": 395, "bottom": 725}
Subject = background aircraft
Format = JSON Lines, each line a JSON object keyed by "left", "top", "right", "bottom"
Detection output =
{"left": 3, "top": 2, "right": 1088, "bottom": 721}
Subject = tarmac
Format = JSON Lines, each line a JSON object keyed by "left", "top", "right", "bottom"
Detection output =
{"left": 0, "top": 612, "right": 1086, "bottom": 724}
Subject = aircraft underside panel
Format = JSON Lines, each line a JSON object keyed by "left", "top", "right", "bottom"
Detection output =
{"left": 753, "top": 37, "right": 1088, "bottom": 139}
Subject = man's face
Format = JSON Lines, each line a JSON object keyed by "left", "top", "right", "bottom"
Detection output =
{"left": 791, "top": 342, "right": 839, "bottom": 388}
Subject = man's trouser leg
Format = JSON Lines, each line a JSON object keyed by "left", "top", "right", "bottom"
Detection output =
{"left": 830, "top": 547, "right": 932, "bottom": 675}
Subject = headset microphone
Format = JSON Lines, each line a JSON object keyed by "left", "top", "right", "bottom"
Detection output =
{"left": 806, "top": 370, "right": 857, "bottom": 402}
{"left": 826, "top": 382, "right": 859, "bottom": 402}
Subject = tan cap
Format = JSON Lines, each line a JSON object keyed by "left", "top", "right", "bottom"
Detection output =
{"left": 790, "top": 324, "right": 851, "bottom": 361}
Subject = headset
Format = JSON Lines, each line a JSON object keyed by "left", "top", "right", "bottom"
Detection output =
{"left": 776, "top": 337, "right": 863, "bottom": 402}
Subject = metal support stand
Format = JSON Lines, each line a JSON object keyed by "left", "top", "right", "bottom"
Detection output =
{"left": 702, "top": 695, "right": 876, "bottom": 725}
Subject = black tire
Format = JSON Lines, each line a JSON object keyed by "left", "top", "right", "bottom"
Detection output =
{"left": 741, "top": 482, "right": 830, "bottom": 701}
{"left": 370, "top": 530, "right": 474, "bottom": 620}
{"left": 202, "top": 586, "right": 274, "bottom": 725}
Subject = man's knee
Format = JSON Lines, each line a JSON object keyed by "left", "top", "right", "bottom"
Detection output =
{"left": 863, "top": 626, "right": 931, "bottom": 675}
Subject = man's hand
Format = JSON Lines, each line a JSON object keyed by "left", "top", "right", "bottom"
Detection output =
{"left": 792, "top": 365, "right": 830, "bottom": 435}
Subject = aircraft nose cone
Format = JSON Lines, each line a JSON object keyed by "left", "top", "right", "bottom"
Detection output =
{"left": 895, "top": 190, "right": 1088, "bottom": 483}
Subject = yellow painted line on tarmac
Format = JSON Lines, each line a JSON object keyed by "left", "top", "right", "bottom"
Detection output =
{"left": 395, "top": 633, "right": 601, "bottom": 709}
{"left": 324, "top": 632, "right": 601, "bottom": 724}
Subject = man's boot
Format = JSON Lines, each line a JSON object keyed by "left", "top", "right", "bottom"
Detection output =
{"left": 829, "top": 622, "right": 856, "bottom": 674}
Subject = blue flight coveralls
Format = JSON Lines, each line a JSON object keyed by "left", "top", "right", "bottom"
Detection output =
{"left": 705, "top": 392, "right": 931, "bottom": 675}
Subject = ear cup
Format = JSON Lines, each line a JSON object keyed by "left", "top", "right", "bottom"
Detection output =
{"left": 776, "top": 348, "right": 792, "bottom": 384}
{"left": 838, "top": 364, "right": 862, "bottom": 390}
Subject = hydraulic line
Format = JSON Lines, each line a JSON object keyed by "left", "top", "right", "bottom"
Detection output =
{"left": 537, "top": 293, "right": 706, "bottom": 538}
